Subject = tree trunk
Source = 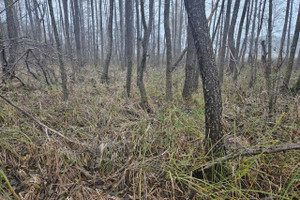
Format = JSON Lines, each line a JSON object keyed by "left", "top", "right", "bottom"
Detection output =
{"left": 165, "top": 0, "right": 173, "bottom": 102}
{"left": 182, "top": 25, "right": 199, "bottom": 101}
{"left": 101, "top": 0, "right": 114, "bottom": 83}
{"left": 137, "top": 0, "right": 154, "bottom": 109}
{"left": 72, "top": 0, "right": 82, "bottom": 69}
{"left": 283, "top": 3, "right": 300, "bottom": 89}
{"left": 184, "top": 0, "right": 224, "bottom": 154}
{"left": 4, "top": 0, "right": 19, "bottom": 80}
{"left": 227, "top": 0, "right": 241, "bottom": 75}
{"left": 125, "top": 0, "right": 134, "bottom": 97}
{"left": 218, "top": 0, "right": 232, "bottom": 83}
{"left": 48, "top": 0, "right": 68, "bottom": 101}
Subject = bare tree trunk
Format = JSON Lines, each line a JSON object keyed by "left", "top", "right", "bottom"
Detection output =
{"left": 48, "top": 0, "right": 68, "bottom": 101}
{"left": 184, "top": 0, "right": 223, "bottom": 154}
{"left": 119, "top": 0, "right": 124, "bottom": 69}
{"left": 4, "top": 0, "right": 19, "bottom": 80}
{"left": 101, "top": 0, "right": 114, "bottom": 83}
{"left": 62, "top": 0, "right": 75, "bottom": 81}
{"left": 91, "top": 0, "right": 96, "bottom": 67}
{"left": 165, "top": 0, "right": 173, "bottom": 102}
{"left": 157, "top": 0, "right": 161, "bottom": 68}
{"left": 286, "top": 0, "right": 293, "bottom": 58}
{"left": 72, "top": 0, "right": 82, "bottom": 69}
{"left": 99, "top": 0, "right": 104, "bottom": 62}
{"left": 137, "top": 0, "right": 154, "bottom": 109}
{"left": 218, "top": 0, "right": 232, "bottom": 83}
{"left": 182, "top": 25, "right": 199, "bottom": 101}
{"left": 125, "top": 0, "right": 134, "bottom": 97}
{"left": 227, "top": 0, "right": 241, "bottom": 75}
{"left": 233, "top": 0, "right": 249, "bottom": 89}
{"left": 283, "top": 3, "right": 300, "bottom": 90}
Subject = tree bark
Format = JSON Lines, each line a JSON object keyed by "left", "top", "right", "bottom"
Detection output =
{"left": 101, "top": 0, "right": 114, "bottom": 83}
{"left": 182, "top": 25, "right": 199, "bottom": 101}
{"left": 4, "top": 0, "right": 19, "bottom": 80}
{"left": 283, "top": 3, "right": 300, "bottom": 89}
{"left": 218, "top": 0, "right": 232, "bottom": 83}
{"left": 165, "top": 0, "right": 173, "bottom": 102}
{"left": 125, "top": 0, "right": 134, "bottom": 97}
{"left": 184, "top": 0, "right": 224, "bottom": 154}
{"left": 137, "top": 0, "right": 154, "bottom": 110}
{"left": 48, "top": 0, "right": 68, "bottom": 101}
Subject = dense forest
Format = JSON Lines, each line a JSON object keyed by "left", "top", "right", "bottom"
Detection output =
{"left": 0, "top": 0, "right": 299, "bottom": 199}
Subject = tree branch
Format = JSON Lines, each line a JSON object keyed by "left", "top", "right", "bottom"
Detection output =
{"left": 195, "top": 142, "right": 300, "bottom": 171}
{"left": 0, "top": 94, "right": 80, "bottom": 145}
{"left": 171, "top": 46, "right": 188, "bottom": 71}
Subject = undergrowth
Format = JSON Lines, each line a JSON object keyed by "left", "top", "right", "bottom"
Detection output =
{"left": 0, "top": 65, "right": 299, "bottom": 199}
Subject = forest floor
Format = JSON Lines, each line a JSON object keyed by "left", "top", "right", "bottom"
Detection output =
{"left": 0, "top": 65, "right": 299, "bottom": 199}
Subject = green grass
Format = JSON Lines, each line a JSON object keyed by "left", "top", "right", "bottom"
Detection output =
{"left": 0, "top": 65, "right": 299, "bottom": 199}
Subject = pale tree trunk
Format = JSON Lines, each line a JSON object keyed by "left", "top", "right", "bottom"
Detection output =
{"left": 125, "top": 0, "right": 134, "bottom": 97}
{"left": 157, "top": 0, "right": 161, "bottom": 68}
{"left": 283, "top": 3, "right": 300, "bottom": 90}
{"left": 266, "top": 0, "right": 273, "bottom": 114}
{"left": 101, "top": 0, "right": 114, "bottom": 83}
{"left": 184, "top": 0, "right": 223, "bottom": 154}
{"left": 137, "top": 0, "right": 154, "bottom": 110}
{"left": 165, "top": 0, "right": 173, "bottom": 102}
{"left": 48, "top": 0, "right": 68, "bottom": 101}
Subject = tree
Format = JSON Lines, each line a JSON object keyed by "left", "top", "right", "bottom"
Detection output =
{"left": 72, "top": 0, "right": 82, "bottom": 69}
{"left": 182, "top": 25, "right": 199, "bottom": 101}
{"left": 184, "top": 0, "right": 224, "bottom": 153}
{"left": 101, "top": 0, "right": 114, "bottom": 83}
{"left": 3, "top": 0, "right": 19, "bottom": 80}
{"left": 165, "top": 0, "right": 173, "bottom": 101}
{"left": 48, "top": 0, "right": 68, "bottom": 101}
{"left": 218, "top": 0, "right": 232, "bottom": 83}
{"left": 283, "top": 3, "right": 300, "bottom": 90}
{"left": 137, "top": 0, "right": 154, "bottom": 109}
{"left": 125, "top": 0, "right": 134, "bottom": 97}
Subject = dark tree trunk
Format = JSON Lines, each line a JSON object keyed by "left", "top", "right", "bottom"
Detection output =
{"left": 165, "top": 0, "right": 173, "bottom": 101}
{"left": 101, "top": 0, "right": 114, "bottom": 83}
{"left": 184, "top": 0, "right": 224, "bottom": 154}
{"left": 48, "top": 0, "right": 68, "bottom": 101}
{"left": 218, "top": 0, "right": 232, "bottom": 83}
{"left": 4, "top": 0, "right": 19, "bottom": 80}
{"left": 137, "top": 0, "right": 154, "bottom": 109}
{"left": 182, "top": 25, "right": 199, "bottom": 101}
{"left": 125, "top": 0, "right": 134, "bottom": 97}
{"left": 283, "top": 3, "right": 300, "bottom": 89}
{"left": 72, "top": 0, "right": 82, "bottom": 69}
{"left": 227, "top": 0, "right": 241, "bottom": 74}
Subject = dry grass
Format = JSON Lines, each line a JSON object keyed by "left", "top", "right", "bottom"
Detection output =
{"left": 0, "top": 65, "right": 299, "bottom": 199}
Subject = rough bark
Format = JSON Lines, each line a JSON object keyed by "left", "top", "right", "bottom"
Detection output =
{"left": 184, "top": 0, "right": 224, "bottom": 153}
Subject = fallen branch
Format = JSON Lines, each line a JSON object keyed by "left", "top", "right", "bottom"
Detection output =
{"left": 0, "top": 94, "right": 80, "bottom": 145}
{"left": 195, "top": 142, "right": 300, "bottom": 171}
